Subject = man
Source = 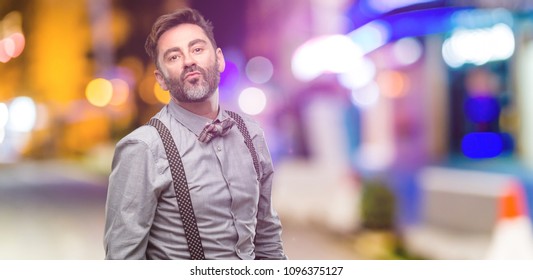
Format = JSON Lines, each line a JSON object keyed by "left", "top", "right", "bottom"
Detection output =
{"left": 104, "top": 8, "right": 287, "bottom": 260}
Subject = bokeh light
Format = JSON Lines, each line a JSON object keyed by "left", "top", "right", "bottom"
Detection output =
{"left": 368, "top": 0, "right": 434, "bottom": 13}
{"left": 392, "top": 37, "right": 423, "bottom": 66}
{"left": 354, "top": 142, "right": 395, "bottom": 172}
{"left": 0, "top": 39, "right": 11, "bottom": 63}
{"left": 7, "top": 96, "right": 36, "bottom": 133}
{"left": 0, "top": 102, "right": 8, "bottom": 128}
{"left": 464, "top": 96, "right": 500, "bottom": 123}
{"left": 350, "top": 81, "right": 380, "bottom": 108}
{"left": 245, "top": 56, "right": 274, "bottom": 84}
{"left": 139, "top": 76, "right": 159, "bottom": 105}
{"left": 0, "top": 102, "right": 8, "bottom": 144}
{"left": 34, "top": 103, "right": 50, "bottom": 131}
{"left": 109, "top": 78, "right": 130, "bottom": 106}
{"left": 0, "top": 11, "right": 25, "bottom": 63}
{"left": 2, "top": 37, "right": 16, "bottom": 57}
{"left": 238, "top": 87, "right": 267, "bottom": 115}
{"left": 376, "top": 70, "right": 409, "bottom": 98}
{"left": 86, "top": 78, "right": 113, "bottom": 107}
{"left": 154, "top": 82, "right": 171, "bottom": 104}
{"left": 442, "top": 23, "right": 515, "bottom": 68}
{"left": 441, "top": 39, "right": 463, "bottom": 68}
{"left": 219, "top": 60, "right": 240, "bottom": 100}
{"left": 462, "top": 132, "right": 503, "bottom": 158}
{"left": 9, "top": 32, "right": 26, "bottom": 58}
{"left": 337, "top": 57, "right": 376, "bottom": 90}
{"left": 220, "top": 59, "right": 240, "bottom": 85}
{"left": 292, "top": 35, "right": 363, "bottom": 81}
{"left": 465, "top": 68, "right": 500, "bottom": 96}
{"left": 348, "top": 20, "right": 390, "bottom": 54}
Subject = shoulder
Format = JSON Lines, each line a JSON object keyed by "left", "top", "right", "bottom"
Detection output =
{"left": 116, "top": 123, "right": 161, "bottom": 149}
{"left": 112, "top": 119, "right": 172, "bottom": 165}
{"left": 115, "top": 107, "right": 171, "bottom": 149}
{"left": 111, "top": 121, "right": 170, "bottom": 176}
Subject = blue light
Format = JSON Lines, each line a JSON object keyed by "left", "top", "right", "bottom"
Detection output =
{"left": 219, "top": 60, "right": 240, "bottom": 104}
{"left": 461, "top": 132, "right": 503, "bottom": 159}
{"left": 345, "top": 6, "right": 470, "bottom": 55}
{"left": 367, "top": 0, "right": 437, "bottom": 14}
{"left": 383, "top": 7, "right": 466, "bottom": 41}
{"left": 464, "top": 96, "right": 500, "bottom": 123}
{"left": 499, "top": 132, "right": 515, "bottom": 154}
{"left": 219, "top": 60, "right": 240, "bottom": 91}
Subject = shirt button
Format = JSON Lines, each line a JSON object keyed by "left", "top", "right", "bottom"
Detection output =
{"left": 217, "top": 146, "right": 222, "bottom": 151}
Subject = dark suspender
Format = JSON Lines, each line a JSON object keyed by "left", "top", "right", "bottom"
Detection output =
{"left": 225, "top": 110, "right": 261, "bottom": 181}
{"left": 147, "top": 118, "right": 205, "bottom": 260}
{"left": 147, "top": 110, "right": 260, "bottom": 259}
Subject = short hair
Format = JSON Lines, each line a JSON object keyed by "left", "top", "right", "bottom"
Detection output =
{"left": 145, "top": 8, "right": 217, "bottom": 67}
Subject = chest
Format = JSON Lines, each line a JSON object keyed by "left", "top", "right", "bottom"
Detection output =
{"left": 172, "top": 129, "right": 260, "bottom": 216}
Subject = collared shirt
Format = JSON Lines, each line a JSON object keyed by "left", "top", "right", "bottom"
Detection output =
{"left": 104, "top": 101, "right": 287, "bottom": 260}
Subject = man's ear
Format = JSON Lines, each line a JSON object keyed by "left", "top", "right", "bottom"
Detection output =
{"left": 154, "top": 70, "right": 168, "bottom": 91}
{"left": 216, "top": 48, "right": 225, "bottom": 73}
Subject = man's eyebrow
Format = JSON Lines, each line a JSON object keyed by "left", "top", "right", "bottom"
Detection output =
{"left": 162, "top": 47, "right": 182, "bottom": 59}
{"left": 161, "top": 39, "right": 208, "bottom": 59}
{"left": 188, "top": 39, "right": 207, "bottom": 48}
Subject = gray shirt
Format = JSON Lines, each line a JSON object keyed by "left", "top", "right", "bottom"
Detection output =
{"left": 104, "top": 101, "right": 287, "bottom": 260}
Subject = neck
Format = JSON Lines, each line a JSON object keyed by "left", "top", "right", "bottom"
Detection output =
{"left": 173, "top": 90, "right": 220, "bottom": 120}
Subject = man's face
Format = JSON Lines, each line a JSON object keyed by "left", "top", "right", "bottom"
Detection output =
{"left": 155, "top": 23, "right": 225, "bottom": 103}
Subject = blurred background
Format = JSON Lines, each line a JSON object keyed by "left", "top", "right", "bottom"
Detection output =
{"left": 2, "top": 0, "right": 533, "bottom": 260}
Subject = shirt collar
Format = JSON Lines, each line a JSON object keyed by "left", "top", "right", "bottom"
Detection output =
{"left": 167, "top": 100, "right": 229, "bottom": 137}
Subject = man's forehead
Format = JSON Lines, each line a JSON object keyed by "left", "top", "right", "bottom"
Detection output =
{"left": 158, "top": 24, "right": 210, "bottom": 49}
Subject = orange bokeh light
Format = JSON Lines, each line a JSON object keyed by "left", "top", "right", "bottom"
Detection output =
{"left": 376, "top": 70, "right": 409, "bottom": 98}
{"left": 86, "top": 78, "right": 113, "bottom": 107}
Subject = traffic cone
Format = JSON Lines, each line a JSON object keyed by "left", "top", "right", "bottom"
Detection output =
{"left": 485, "top": 182, "right": 533, "bottom": 259}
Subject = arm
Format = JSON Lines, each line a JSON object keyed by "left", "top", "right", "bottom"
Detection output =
{"left": 254, "top": 132, "right": 288, "bottom": 260}
{"left": 104, "top": 138, "right": 159, "bottom": 259}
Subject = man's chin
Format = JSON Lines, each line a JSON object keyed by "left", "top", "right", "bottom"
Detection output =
{"left": 185, "top": 77, "right": 201, "bottom": 85}
{"left": 171, "top": 91, "right": 213, "bottom": 103}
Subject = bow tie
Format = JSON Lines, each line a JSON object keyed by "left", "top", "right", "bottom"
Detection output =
{"left": 198, "top": 118, "right": 236, "bottom": 143}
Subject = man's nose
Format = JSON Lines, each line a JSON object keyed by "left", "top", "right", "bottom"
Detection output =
{"left": 183, "top": 53, "right": 196, "bottom": 67}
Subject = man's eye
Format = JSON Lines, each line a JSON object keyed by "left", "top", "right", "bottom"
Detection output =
{"left": 168, "top": 55, "right": 179, "bottom": 61}
{"left": 193, "top": 48, "right": 203, "bottom": 53}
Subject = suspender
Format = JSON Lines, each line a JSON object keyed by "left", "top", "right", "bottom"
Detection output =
{"left": 147, "top": 118, "right": 205, "bottom": 260}
{"left": 147, "top": 110, "right": 260, "bottom": 259}
{"left": 225, "top": 110, "right": 261, "bottom": 181}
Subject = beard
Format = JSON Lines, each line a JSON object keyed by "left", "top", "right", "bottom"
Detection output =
{"left": 164, "top": 59, "right": 220, "bottom": 103}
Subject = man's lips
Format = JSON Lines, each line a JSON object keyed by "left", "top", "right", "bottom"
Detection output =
{"left": 184, "top": 71, "right": 201, "bottom": 80}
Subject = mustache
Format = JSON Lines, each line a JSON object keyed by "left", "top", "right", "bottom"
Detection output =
{"left": 181, "top": 64, "right": 206, "bottom": 80}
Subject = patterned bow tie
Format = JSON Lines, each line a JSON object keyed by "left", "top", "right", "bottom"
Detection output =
{"left": 198, "top": 118, "right": 236, "bottom": 143}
